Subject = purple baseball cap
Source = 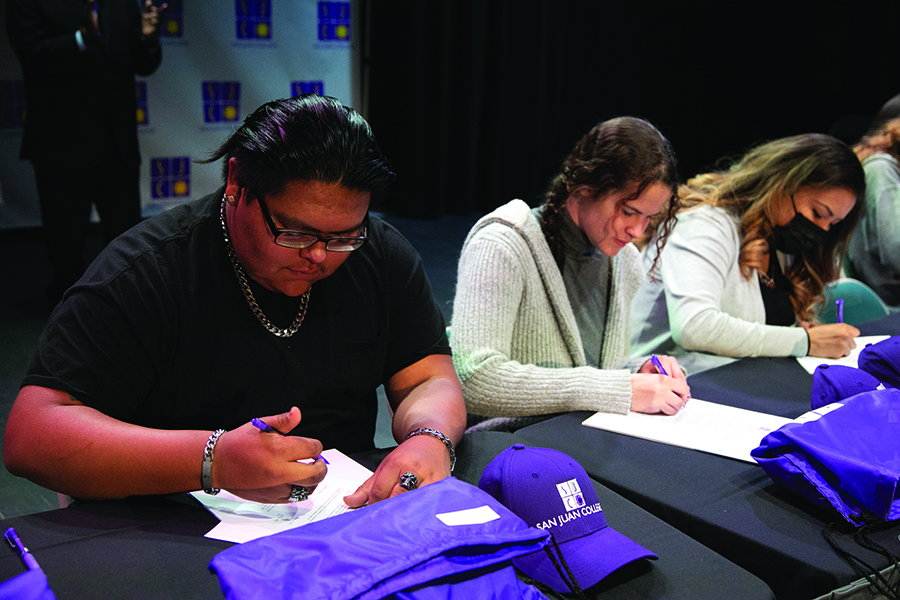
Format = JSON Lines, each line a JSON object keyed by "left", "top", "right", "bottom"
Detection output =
{"left": 859, "top": 337, "right": 900, "bottom": 389}
{"left": 478, "top": 444, "right": 657, "bottom": 594}
{"left": 810, "top": 364, "right": 884, "bottom": 409}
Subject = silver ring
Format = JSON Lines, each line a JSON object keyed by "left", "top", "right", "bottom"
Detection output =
{"left": 289, "top": 485, "right": 309, "bottom": 502}
{"left": 399, "top": 472, "right": 419, "bottom": 491}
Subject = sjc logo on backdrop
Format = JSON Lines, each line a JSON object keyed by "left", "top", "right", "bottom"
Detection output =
{"left": 293, "top": 81, "right": 324, "bottom": 96}
{"left": 136, "top": 82, "right": 150, "bottom": 126}
{"left": 236, "top": 0, "right": 272, "bottom": 40}
{"left": 318, "top": 2, "right": 350, "bottom": 41}
{"left": 150, "top": 157, "right": 191, "bottom": 202}
{"left": 159, "top": 0, "right": 184, "bottom": 38}
{"left": 203, "top": 82, "right": 241, "bottom": 124}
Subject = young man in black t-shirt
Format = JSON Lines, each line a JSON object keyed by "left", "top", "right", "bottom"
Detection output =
{"left": 5, "top": 95, "right": 466, "bottom": 507}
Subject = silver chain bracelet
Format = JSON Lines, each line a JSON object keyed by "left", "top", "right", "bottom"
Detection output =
{"left": 202, "top": 429, "right": 226, "bottom": 495}
{"left": 405, "top": 427, "right": 456, "bottom": 472}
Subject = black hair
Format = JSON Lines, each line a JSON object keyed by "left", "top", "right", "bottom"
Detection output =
{"left": 200, "top": 94, "right": 395, "bottom": 203}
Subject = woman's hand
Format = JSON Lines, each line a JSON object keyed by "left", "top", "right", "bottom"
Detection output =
{"left": 804, "top": 323, "right": 860, "bottom": 358}
{"left": 631, "top": 355, "right": 690, "bottom": 415}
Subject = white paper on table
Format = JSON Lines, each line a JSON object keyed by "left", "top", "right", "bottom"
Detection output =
{"left": 189, "top": 448, "right": 373, "bottom": 543}
{"left": 582, "top": 399, "right": 792, "bottom": 463}
{"left": 795, "top": 335, "right": 890, "bottom": 374}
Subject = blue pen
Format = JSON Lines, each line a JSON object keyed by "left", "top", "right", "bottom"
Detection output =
{"left": 836, "top": 298, "right": 844, "bottom": 324}
{"left": 250, "top": 418, "right": 329, "bottom": 464}
{"left": 5, "top": 528, "right": 40, "bottom": 571}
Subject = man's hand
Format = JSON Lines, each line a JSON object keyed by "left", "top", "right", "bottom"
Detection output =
{"left": 343, "top": 434, "right": 451, "bottom": 508}
{"left": 212, "top": 407, "right": 328, "bottom": 504}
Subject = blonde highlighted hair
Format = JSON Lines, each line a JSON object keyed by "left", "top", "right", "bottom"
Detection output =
{"left": 676, "top": 134, "right": 865, "bottom": 321}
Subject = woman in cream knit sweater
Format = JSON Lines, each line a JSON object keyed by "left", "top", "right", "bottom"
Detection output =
{"left": 451, "top": 117, "right": 689, "bottom": 426}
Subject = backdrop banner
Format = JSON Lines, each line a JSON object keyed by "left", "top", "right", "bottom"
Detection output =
{"left": 0, "top": 0, "right": 355, "bottom": 229}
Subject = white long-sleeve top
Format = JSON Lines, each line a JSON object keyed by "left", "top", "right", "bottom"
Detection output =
{"left": 631, "top": 204, "right": 808, "bottom": 374}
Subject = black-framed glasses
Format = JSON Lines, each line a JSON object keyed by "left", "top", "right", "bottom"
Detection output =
{"left": 257, "top": 194, "right": 368, "bottom": 252}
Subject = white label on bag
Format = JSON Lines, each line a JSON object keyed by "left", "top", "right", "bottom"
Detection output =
{"left": 436, "top": 505, "right": 501, "bottom": 526}
{"left": 794, "top": 402, "right": 845, "bottom": 424}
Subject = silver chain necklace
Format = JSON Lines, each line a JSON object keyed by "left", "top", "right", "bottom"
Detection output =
{"left": 220, "top": 196, "right": 311, "bottom": 338}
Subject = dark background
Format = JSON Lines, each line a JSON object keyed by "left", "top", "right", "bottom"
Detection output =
{"left": 365, "top": 1, "right": 899, "bottom": 217}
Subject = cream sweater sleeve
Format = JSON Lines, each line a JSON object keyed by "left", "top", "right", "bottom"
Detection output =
{"left": 451, "top": 222, "right": 632, "bottom": 418}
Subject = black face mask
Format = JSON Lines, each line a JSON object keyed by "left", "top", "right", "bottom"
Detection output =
{"left": 771, "top": 196, "right": 827, "bottom": 255}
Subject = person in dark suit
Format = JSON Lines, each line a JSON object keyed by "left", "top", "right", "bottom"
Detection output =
{"left": 7, "top": 0, "right": 166, "bottom": 304}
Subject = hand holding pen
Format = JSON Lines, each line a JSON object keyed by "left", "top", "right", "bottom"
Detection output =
{"left": 251, "top": 418, "right": 329, "bottom": 464}
{"left": 799, "top": 300, "right": 859, "bottom": 358}
{"left": 651, "top": 354, "right": 691, "bottom": 405}
{"left": 630, "top": 354, "right": 690, "bottom": 415}
{"left": 206, "top": 407, "right": 328, "bottom": 504}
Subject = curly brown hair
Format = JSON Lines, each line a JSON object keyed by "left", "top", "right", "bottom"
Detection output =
{"left": 539, "top": 117, "right": 679, "bottom": 276}
{"left": 676, "top": 134, "right": 865, "bottom": 321}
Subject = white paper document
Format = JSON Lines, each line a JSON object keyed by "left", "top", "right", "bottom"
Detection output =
{"left": 582, "top": 399, "right": 792, "bottom": 463}
{"left": 795, "top": 335, "right": 890, "bottom": 374}
{"left": 190, "top": 448, "right": 373, "bottom": 543}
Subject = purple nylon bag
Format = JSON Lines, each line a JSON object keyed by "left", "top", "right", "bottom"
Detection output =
{"left": 0, "top": 569, "right": 57, "bottom": 600}
{"left": 209, "top": 477, "right": 551, "bottom": 600}
{"left": 751, "top": 388, "right": 900, "bottom": 526}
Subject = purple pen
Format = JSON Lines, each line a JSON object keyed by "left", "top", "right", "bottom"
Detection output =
{"left": 650, "top": 354, "right": 668, "bottom": 376}
{"left": 5, "top": 528, "right": 40, "bottom": 571}
{"left": 250, "top": 418, "right": 329, "bottom": 464}
{"left": 651, "top": 354, "right": 686, "bottom": 402}
{"left": 836, "top": 298, "right": 844, "bottom": 324}
{"left": 251, "top": 417, "right": 288, "bottom": 436}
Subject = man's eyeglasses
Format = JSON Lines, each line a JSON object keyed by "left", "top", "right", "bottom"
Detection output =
{"left": 257, "top": 194, "right": 368, "bottom": 252}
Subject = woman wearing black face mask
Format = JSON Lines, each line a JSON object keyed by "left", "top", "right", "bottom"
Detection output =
{"left": 631, "top": 134, "right": 866, "bottom": 374}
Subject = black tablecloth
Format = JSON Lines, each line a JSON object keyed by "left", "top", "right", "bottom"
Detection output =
{"left": 687, "top": 312, "right": 900, "bottom": 418}
{"left": 518, "top": 313, "right": 900, "bottom": 600}
{"left": 0, "top": 494, "right": 231, "bottom": 598}
{"left": 0, "top": 432, "right": 774, "bottom": 599}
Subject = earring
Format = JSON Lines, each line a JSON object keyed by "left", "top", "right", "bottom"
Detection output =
{"left": 225, "top": 195, "right": 237, "bottom": 206}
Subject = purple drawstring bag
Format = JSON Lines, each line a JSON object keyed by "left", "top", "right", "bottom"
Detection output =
{"left": 751, "top": 388, "right": 900, "bottom": 526}
{"left": 751, "top": 388, "right": 900, "bottom": 597}
{"left": 209, "top": 477, "right": 551, "bottom": 600}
